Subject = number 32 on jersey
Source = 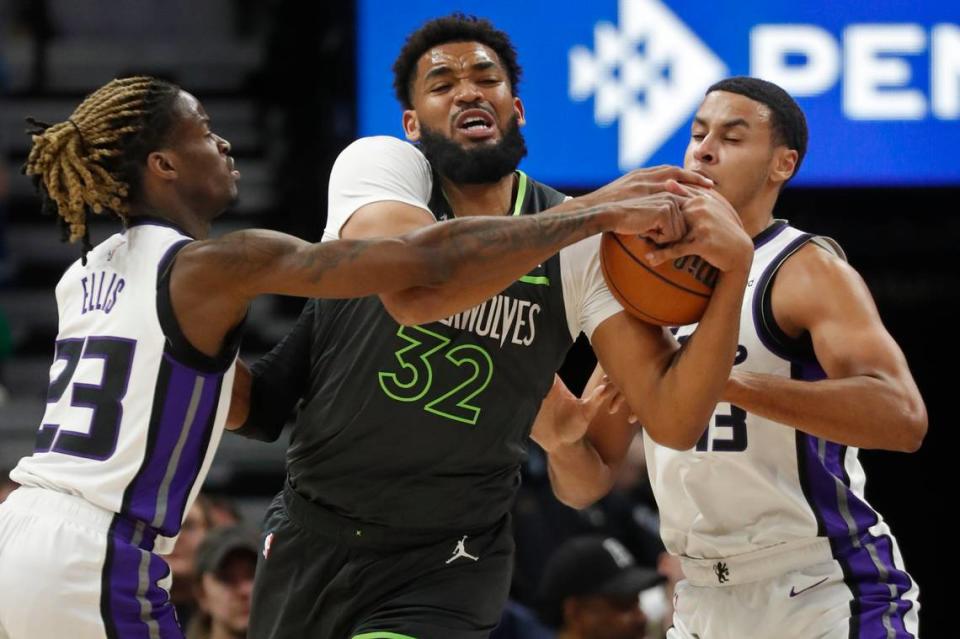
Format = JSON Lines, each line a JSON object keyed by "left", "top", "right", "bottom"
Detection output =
{"left": 378, "top": 326, "right": 493, "bottom": 426}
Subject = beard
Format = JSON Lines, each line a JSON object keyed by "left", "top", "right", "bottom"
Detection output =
{"left": 417, "top": 115, "right": 528, "bottom": 184}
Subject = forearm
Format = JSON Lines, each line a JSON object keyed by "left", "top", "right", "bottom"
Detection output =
{"left": 235, "top": 202, "right": 614, "bottom": 317}
{"left": 724, "top": 371, "right": 926, "bottom": 452}
{"left": 230, "top": 304, "right": 312, "bottom": 441}
{"left": 382, "top": 201, "right": 615, "bottom": 324}
{"left": 639, "top": 268, "right": 748, "bottom": 450}
{"left": 533, "top": 369, "right": 636, "bottom": 508}
{"left": 545, "top": 439, "right": 617, "bottom": 509}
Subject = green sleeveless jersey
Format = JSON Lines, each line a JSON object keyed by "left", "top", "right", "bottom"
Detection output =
{"left": 288, "top": 172, "right": 577, "bottom": 531}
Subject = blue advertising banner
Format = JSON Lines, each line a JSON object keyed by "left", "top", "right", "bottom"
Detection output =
{"left": 358, "top": 0, "right": 960, "bottom": 187}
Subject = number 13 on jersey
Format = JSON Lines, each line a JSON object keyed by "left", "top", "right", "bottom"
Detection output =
{"left": 696, "top": 403, "right": 748, "bottom": 452}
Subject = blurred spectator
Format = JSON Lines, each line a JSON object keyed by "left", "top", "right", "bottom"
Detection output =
{"left": 650, "top": 553, "right": 684, "bottom": 638}
{"left": 512, "top": 437, "right": 664, "bottom": 606}
{"left": 1, "top": 35, "right": 13, "bottom": 397}
{"left": 0, "top": 307, "right": 10, "bottom": 404}
{"left": 168, "top": 494, "right": 214, "bottom": 627}
{"left": 536, "top": 536, "right": 663, "bottom": 639}
{"left": 0, "top": 34, "right": 8, "bottom": 90}
{"left": 0, "top": 469, "right": 18, "bottom": 503}
{"left": 207, "top": 494, "right": 242, "bottom": 527}
{"left": 185, "top": 526, "right": 257, "bottom": 639}
{"left": 8, "top": 0, "right": 54, "bottom": 90}
{"left": 599, "top": 434, "right": 663, "bottom": 565}
{"left": 491, "top": 599, "right": 554, "bottom": 639}
{"left": 254, "top": 1, "right": 353, "bottom": 243}
{"left": 0, "top": 157, "right": 10, "bottom": 284}
{"left": 0, "top": 156, "right": 11, "bottom": 402}
{"left": 48, "top": 0, "right": 238, "bottom": 40}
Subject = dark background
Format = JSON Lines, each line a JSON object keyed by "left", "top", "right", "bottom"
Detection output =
{"left": 0, "top": 1, "right": 952, "bottom": 631}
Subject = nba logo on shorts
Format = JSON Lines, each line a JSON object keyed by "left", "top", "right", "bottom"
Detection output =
{"left": 263, "top": 532, "right": 274, "bottom": 560}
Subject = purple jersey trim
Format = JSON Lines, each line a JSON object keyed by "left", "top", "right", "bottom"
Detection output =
{"left": 792, "top": 365, "right": 916, "bottom": 638}
{"left": 100, "top": 516, "right": 182, "bottom": 639}
{"left": 121, "top": 353, "right": 223, "bottom": 537}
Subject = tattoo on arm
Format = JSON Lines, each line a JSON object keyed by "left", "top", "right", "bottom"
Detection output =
{"left": 219, "top": 204, "right": 609, "bottom": 294}
{"left": 298, "top": 239, "right": 377, "bottom": 284}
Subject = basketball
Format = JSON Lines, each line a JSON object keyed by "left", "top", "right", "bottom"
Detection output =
{"left": 600, "top": 233, "right": 718, "bottom": 326}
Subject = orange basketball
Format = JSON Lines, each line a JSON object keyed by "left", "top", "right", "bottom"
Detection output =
{"left": 600, "top": 232, "right": 718, "bottom": 326}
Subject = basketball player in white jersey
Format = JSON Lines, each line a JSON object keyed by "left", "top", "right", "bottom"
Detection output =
{"left": 0, "top": 76, "right": 695, "bottom": 639}
{"left": 533, "top": 77, "right": 927, "bottom": 638}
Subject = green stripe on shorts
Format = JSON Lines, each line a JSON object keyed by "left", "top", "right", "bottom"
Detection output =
{"left": 352, "top": 632, "right": 418, "bottom": 639}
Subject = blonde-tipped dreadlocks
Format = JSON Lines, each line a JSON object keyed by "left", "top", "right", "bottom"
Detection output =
{"left": 22, "top": 76, "right": 181, "bottom": 259}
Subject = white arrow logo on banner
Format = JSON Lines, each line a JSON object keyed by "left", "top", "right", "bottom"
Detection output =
{"left": 570, "top": 0, "right": 728, "bottom": 170}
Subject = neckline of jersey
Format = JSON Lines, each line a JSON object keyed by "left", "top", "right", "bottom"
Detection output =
{"left": 125, "top": 215, "right": 194, "bottom": 239}
{"left": 439, "top": 170, "right": 529, "bottom": 218}
{"left": 753, "top": 219, "right": 788, "bottom": 249}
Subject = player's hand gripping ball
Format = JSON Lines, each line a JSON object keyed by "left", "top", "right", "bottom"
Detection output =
{"left": 600, "top": 233, "right": 717, "bottom": 326}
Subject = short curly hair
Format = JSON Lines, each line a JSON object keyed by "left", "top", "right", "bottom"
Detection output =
{"left": 392, "top": 13, "right": 522, "bottom": 110}
{"left": 707, "top": 76, "right": 808, "bottom": 180}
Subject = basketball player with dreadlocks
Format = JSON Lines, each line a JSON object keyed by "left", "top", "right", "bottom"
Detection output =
{"left": 0, "top": 76, "right": 685, "bottom": 639}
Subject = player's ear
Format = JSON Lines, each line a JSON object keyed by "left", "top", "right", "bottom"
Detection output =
{"left": 146, "top": 150, "right": 178, "bottom": 182}
{"left": 513, "top": 97, "right": 526, "bottom": 127}
{"left": 771, "top": 147, "right": 798, "bottom": 185}
{"left": 513, "top": 98, "right": 527, "bottom": 126}
{"left": 402, "top": 110, "right": 421, "bottom": 142}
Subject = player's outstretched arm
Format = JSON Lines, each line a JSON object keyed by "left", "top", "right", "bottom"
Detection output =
{"left": 168, "top": 196, "right": 684, "bottom": 358}
{"left": 340, "top": 193, "right": 688, "bottom": 326}
{"left": 335, "top": 143, "right": 711, "bottom": 326}
{"left": 723, "top": 244, "right": 927, "bottom": 452}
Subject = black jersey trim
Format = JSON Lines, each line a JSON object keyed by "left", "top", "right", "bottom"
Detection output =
{"left": 156, "top": 241, "right": 244, "bottom": 373}
{"left": 752, "top": 219, "right": 788, "bottom": 249}
{"left": 429, "top": 170, "right": 530, "bottom": 220}
{"left": 99, "top": 515, "right": 120, "bottom": 639}
{"left": 752, "top": 233, "right": 818, "bottom": 363}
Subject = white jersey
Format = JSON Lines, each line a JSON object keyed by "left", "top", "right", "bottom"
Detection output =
{"left": 10, "top": 219, "right": 238, "bottom": 554}
{"left": 645, "top": 222, "right": 915, "bottom": 595}
{"left": 323, "top": 136, "right": 623, "bottom": 341}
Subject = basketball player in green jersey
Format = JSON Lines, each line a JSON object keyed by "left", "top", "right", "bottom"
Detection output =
{"left": 231, "top": 14, "right": 753, "bottom": 639}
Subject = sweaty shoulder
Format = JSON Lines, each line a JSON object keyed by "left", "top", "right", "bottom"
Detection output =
{"left": 773, "top": 239, "right": 857, "bottom": 337}
{"left": 324, "top": 136, "right": 434, "bottom": 241}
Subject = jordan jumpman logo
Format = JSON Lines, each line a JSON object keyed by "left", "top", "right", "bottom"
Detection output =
{"left": 445, "top": 535, "right": 480, "bottom": 564}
